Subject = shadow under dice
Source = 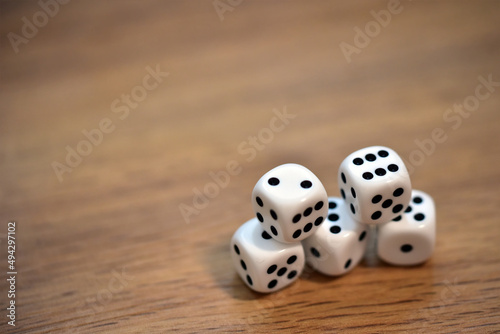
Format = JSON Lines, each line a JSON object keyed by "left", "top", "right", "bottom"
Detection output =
{"left": 338, "top": 146, "right": 412, "bottom": 225}
{"left": 252, "top": 163, "right": 328, "bottom": 243}
{"left": 302, "top": 197, "right": 368, "bottom": 276}
{"left": 377, "top": 190, "right": 436, "bottom": 266}
{"left": 230, "top": 218, "right": 305, "bottom": 293}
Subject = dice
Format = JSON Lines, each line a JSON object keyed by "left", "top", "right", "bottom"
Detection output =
{"left": 231, "top": 155, "right": 436, "bottom": 294}
{"left": 251, "top": 163, "right": 328, "bottom": 243}
{"left": 302, "top": 197, "right": 369, "bottom": 276}
{"left": 230, "top": 218, "right": 305, "bottom": 293}
{"left": 377, "top": 190, "right": 436, "bottom": 266}
{"left": 338, "top": 146, "right": 412, "bottom": 225}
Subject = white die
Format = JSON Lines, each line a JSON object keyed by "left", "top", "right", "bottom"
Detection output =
{"left": 338, "top": 146, "right": 412, "bottom": 225}
{"left": 230, "top": 218, "right": 305, "bottom": 293}
{"left": 252, "top": 163, "right": 328, "bottom": 243}
{"left": 377, "top": 190, "right": 436, "bottom": 266}
{"left": 302, "top": 197, "right": 368, "bottom": 276}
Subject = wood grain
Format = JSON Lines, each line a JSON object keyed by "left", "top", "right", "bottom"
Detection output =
{"left": 1, "top": 1, "right": 499, "bottom": 332}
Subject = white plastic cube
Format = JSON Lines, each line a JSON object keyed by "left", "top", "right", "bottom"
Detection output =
{"left": 230, "top": 218, "right": 305, "bottom": 293}
{"left": 252, "top": 163, "right": 328, "bottom": 243}
{"left": 377, "top": 190, "right": 436, "bottom": 266}
{"left": 302, "top": 197, "right": 368, "bottom": 276}
{"left": 338, "top": 146, "right": 412, "bottom": 225}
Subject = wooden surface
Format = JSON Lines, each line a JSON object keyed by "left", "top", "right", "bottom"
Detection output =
{"left": 1, "top": 1, "right": 500, "bottom": 332}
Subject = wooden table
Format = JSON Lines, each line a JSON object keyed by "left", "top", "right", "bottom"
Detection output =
{"left": 1, "top": 1, "right": 499, "bottom": 332}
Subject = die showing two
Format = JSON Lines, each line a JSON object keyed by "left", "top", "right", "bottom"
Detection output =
{"left": 231, "top": 146, "right": 436, "bottom": 293}
{"left": 251, "top": 164, "right": 328, "bottom": 243}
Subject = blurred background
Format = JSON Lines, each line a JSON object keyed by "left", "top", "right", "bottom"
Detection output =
{"left": 1, "top": 1, "right": 499, "bottom": 332}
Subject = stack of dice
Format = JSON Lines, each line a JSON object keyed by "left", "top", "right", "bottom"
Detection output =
{"left": 230, "top": 146, "right": 436, "bottom": 293}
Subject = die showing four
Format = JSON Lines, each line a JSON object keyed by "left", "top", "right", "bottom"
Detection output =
{"left": 231, "top": 148, "right": 435, "bottom": 293}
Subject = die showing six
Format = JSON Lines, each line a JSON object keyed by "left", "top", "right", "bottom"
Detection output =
{"left": 338, "top": 146, "right": 412, "bottom": 225}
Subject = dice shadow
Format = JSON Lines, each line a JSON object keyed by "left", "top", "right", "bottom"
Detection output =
{"left": 362, "top": 243, "right": 385, "bottom": 268}
{"left": 299, "top": 264, "right": 344, "bottom": 284}
{"left": 201, "top": 234, "right": 268, "bottom": 301}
